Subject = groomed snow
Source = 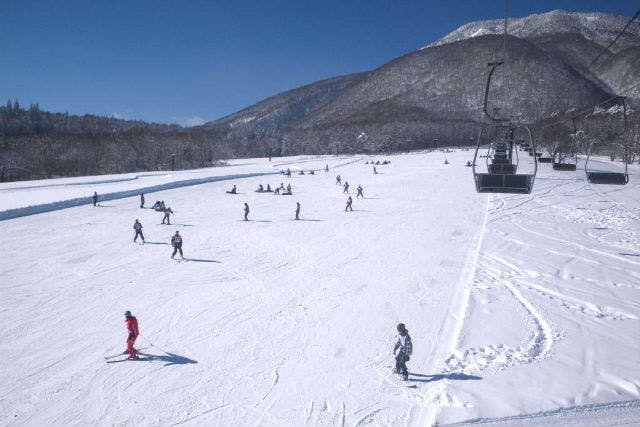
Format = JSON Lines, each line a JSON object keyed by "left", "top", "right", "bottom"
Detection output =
{"left": 1, "top": 150, "right": 638, "bottom": 426}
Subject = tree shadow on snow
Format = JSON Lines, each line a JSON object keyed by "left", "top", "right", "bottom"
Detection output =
{"left": 139, "top": 352, "right": 198, "bottom": 366}
{"left": 408, "top": 372, "right": 482, "bottom": 383}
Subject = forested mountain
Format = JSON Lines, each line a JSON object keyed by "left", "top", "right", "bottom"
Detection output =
{"left": 2, "top": 10, "right": 638, "bottom": 181}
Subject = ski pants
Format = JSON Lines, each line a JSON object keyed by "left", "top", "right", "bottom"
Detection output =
{"left": 162, "top": 214, "right": 170, "bottom": 224}
{"left": 357, "top": 191, "right": 363, "bottom": 198}
{"left": 127, "top": 334, "right": 137, "bottom": 358}
{"left": 395, "top": 353, "right": 409, "bottom": 375}
{"left": 172, "top": 245, "right": 183, "bottom": 258}
{"left": 134, "top": 230, "right": 144, "bottom": 242}
{"left": 295, "top": 211, "right": 300, "bottom": 220}
{"left": 244, "top": 212, "right": 248, "bottom": 221}
{"left": 345, "top": 204, "right": 353, "bottom": 212}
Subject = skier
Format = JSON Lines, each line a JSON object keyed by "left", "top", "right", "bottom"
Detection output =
{"left": 345, "top": 196, "right": 353, "bottom": 212}
{"left": 243, "top": 203, "right": 250, "bottom": 221}
{"left": 227, "top": 185, "right": 237, "bottom": 194}
{"left": 162, "top": 206, "right": 174, "bottom": 225}
{"left": 393, "top": 323, "right": 412, "bottom": 380}
{"left": 92, "top": 191, "right": 98, "bottom": 207}
{"left": 140, "top": 193, "right": 145, "bottom": 208}
{"left": 286, "top": 183, "right": 292, "bottom": 194}
{"left": 373, "top": 165, "right": 378, "bottom": 174}
{"left": 266, "top": 184, "right": 272, "bottom": 192}
{"left": 356, "top": 185, "right": 364, "bottom": 198}
{"left": 444, "top": 158, "right": 449, "bottom": 164}
{"left": 133, "top": 219, "right": 145, "bottom": 243}
{"left": 171, "top": 231, "right": 184, "bottom": 259}
{"left": 343, "top": 181, "right": 350, "bottom": 194}
{"left": 124, "top": 311, "right": 140, "bottom": 359}
{"left": 336, "top": 174, "right": 341, "bottom": 185}
{"left": 295, "top": 202, "right": 300, "bottom": 220}
{"left": 325, "top": 164, "right": 329, "bottom": 173}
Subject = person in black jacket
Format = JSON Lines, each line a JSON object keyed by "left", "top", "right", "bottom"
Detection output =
{"left": 393, "top": 323, "right": 412, "bottom": 380}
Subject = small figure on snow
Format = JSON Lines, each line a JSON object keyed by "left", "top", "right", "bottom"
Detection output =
{"left": 373, "top": 166, "right": 378, "bottom": 174}
{"left": 266, "top": 184, "right": 272, "bottom": 192}
{"left": 133, "top": 219, "right": 145, "bottom": 243}
{"left": 171, "top": 231, "right": 184, "bottom": 259}
{"left": 162, "top": 206, "right": 174, "bottom": 225}
{"left": 343, "top": 181, "right": 350, "bottom": 194}
{"left": 92, "top": 191, "right": 98, "bottom": 207}
{"left": 444, "top": 158, "right": 449, "bottom": 165}
{"left": 243, "top": 203, "right": 250, "bottom": 221}
{"left": 393, "top": 323, "right": 412, "bottom": 380}
{"left": 336, "top": 174, "right": 342, "bottom": 185}
{"left": 286, "top": 183, "right": 292, "bottom": 194}
{"left": 140, "top": 193, "right": 145, "bottom": 208}
{"left": 124, "top": 311, "right": 140, "bottom": 359}
{"left": 345, "top": 196, "right": 353, "bottom": 212}
{"left": 227, "top": 185, "right": 237, "bottom": 194}
{"left": 356, "top": 185, "right": 364, "bottom": 198}
{"left": 325, "top": 164, "right": 329, "bottom": 173}
{"left": 295, "top": 202, "right": 301, "bottom": 220}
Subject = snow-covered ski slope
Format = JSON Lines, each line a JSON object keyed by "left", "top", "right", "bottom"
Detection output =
{"left": 1, "top": 151, "right": 639, "bottom": 426}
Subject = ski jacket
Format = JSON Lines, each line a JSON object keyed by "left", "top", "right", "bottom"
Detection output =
{"left": 141, "top": 195, "right": 145, "bottom": 203}
{"left": 134, "top": 222, "right": 142, "bottom": 231}
{"left": 164, "top": 208, "right": 173, "bottom": 216}
{"left": 394, "top": 331, "right": 412, "bottom": 356}
{"left": 244, "top": 205, "right": 249, "bottom": 213}
{"left": 126, "top": 316, "right": 139, "bottom": 338}
{"left": 171, "top": 235, "right": 182, "bottom": 246}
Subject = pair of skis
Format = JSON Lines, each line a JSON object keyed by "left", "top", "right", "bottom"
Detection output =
{"left": 104, "top": 346, "right": 148, "bottom": 363}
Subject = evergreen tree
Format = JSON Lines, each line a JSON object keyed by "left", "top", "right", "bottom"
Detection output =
{"left": 13, "top": 99, "right": 20, "bottom": 112}
{"left": 6, "top": 99, "right": 12, "bottom": 113}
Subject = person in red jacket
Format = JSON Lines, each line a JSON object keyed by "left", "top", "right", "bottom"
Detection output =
{"left": 140, "top": 193, "right": 145, "bottom": 208}
{"left": 171, "top": 231, "right": 184, "bottom": 259}
{"left": 124, "top": 311, "right": 139, "bottom": 359}
{"left": 162, "top": 207, "right": 174, "bottom": 225}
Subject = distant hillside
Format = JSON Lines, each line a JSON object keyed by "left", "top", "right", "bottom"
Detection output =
{"left": 2, "top": 10, "right": 639, "bottom": 181}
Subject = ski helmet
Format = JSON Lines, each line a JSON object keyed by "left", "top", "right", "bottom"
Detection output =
{"left": 397, "top": 323, "right": 406, "bottom": 332}
{"left": 124, "top": 311, "right": 132, "bottom": 317}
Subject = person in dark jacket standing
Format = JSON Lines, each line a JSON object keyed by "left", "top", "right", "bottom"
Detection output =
{"left": 243, "top": 203, "right": 250, "bottom": 221}
{"left": 345, "top": 196, "right": 353, "bottom": 212}
{"left": 393, "top": 323, "right": 412, "bottom": 380}
{"left": 356, "top": 185, "right": 364, "bottom": 198}
{"left": 171, "top": 231, "right": 184, "bottom": 259}
{"left": 295, "top": 202, "right": 301, "bottom": 220}
{"left": 140, "top": 193, "right": 145, "bottom": 208}
{"left": 92, "top": 191, "right": 98, "bottom": 207}
{"left": 133, "top": 219, "right": 145, "bottom": 243}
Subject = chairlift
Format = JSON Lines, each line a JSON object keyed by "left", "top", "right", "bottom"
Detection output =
{"left": 472, "top": 62, "right": 537, "bottom": 194}
{"left": 584, "top": 97, "right": 629, "bottom": 185}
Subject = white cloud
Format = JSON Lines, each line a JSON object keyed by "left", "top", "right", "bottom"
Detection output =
{"left": 183, "top": 116, "right": 206, "bottom": 127}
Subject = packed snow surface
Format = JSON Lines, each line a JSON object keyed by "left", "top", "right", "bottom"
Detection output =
{"left": 1, "top": 151, "right": 639, "bottom": 426}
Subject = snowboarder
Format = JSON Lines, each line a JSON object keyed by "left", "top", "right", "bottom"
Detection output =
{"left": 92, "top": 191, "right": 98, "bottom": 207}
{"left": 336, "top": 174, "right": 341, "bottom": 185}
{"left": 227, "top": 185, "right": 237, "bottom": 194}
{"left": 133, "top": 219, "right": 145, "bottom": 243}
{"left": 171, "top": 231, "right": 184, "bottom": 259}
{"left": 124, "top": 311, "right": 140, "bottom": 359}
{"left": 325, "top": 164, "right": 329, "bottom": 173}
{"left": 393, "top": 323, "right": 412, "bottom": 380}
{"left": 243, "top": 203, "right": 250, "bottom": 221}
{"left": 343, "top": 181, "right": 350, "bottom": 194}
{"left": 356, "top": 185, "right": 364, "bottom": 198}
{"left": 295, "top": 202, "right": 300, "bottom": 220}
{"left": 140, "top": 193, "right": 145, "bottom": 208}
{"left": 162, "top": 206, "right": 174, "bottom": 225}
{"left": 345, "top": 196, "right": 353, "bottom": 212}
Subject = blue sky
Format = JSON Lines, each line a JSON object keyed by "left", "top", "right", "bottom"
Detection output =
{"left": 1, "top": 0, "right": 637, "bottom": 126}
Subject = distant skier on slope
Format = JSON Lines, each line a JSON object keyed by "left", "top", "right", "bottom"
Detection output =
{"left": 133, "top": 219, "right": 145, "bottom": 243}
{"left": 336, "top": 174, "right": 341, "bottom": 185}
{"left": 393, "top": 323, "right": 412, "bottom": 380}
{"left": 343, "top": 181, "right": 350, "bottom": 194}
{"left": 244, "top": 203, "right": 250, "bottom": 221}
{"left": 356, "top": 185, "right": 364, "bottom": 198}
{"left": 345, "top": 196, "right": 353, "bottom": 212}
{"left": 124, "top": 311, "right": 140, "bottom": 359}
{"left": 140, "top": 193, "right": 145, "bottom": 208}
{"left": 171, "top": 231, "right": 184, "bottom": 259}
{"left": 373, "top": 165, "right": 377, "bottom": 174}
{"left": 325, "top": 164, "right": 329, "bottom": 173}
{"left": 92, "top": 191, "right": 98, "bottom": 207}
{"left": 227, "top": 185, "right": 237, "bottom": 194}
{"left": 162, "top": 206, "right": 174, "bottom": 225}
{"left": 295, "top": 202, "right": 300, "bottom": 220}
